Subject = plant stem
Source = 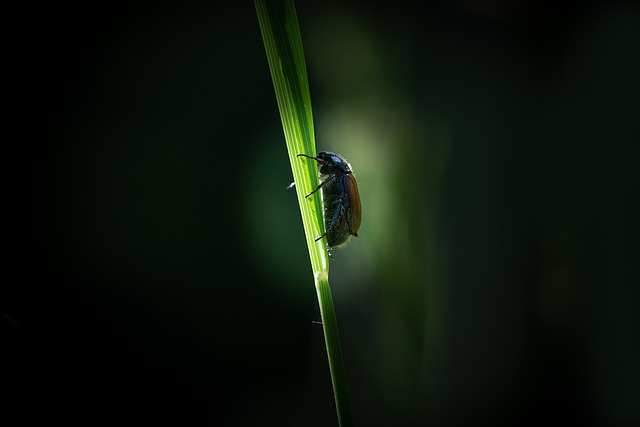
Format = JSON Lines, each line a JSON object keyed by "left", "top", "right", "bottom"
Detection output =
{"left": 316, "top": 276, "right": 353, "bottom": 426}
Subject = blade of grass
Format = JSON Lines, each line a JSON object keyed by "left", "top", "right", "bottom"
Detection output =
{"left": 254, "top": 1, "right": 353, "bottom": 425}
{"left": 254, "top": 0, "right": 326, "bottom": 275}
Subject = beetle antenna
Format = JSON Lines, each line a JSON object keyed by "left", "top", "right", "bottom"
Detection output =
{"left": 297, "top": 153, "right": 320, "bottom": 161}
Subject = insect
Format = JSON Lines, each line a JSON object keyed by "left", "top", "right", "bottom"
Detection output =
{"left": 297, "top": 151, "right": 362, "bottom": 249}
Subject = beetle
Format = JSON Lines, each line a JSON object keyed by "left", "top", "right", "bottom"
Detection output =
{"left": 297, "top": 151, "right": 362, "bottom": 249}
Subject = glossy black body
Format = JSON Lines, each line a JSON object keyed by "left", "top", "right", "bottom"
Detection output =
{"left": 297, "top": 151, "right": 362, "bottom": 248}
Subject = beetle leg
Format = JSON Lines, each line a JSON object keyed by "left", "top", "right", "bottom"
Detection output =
{"left": 326, "top": 198, "right": 344, "bottom": 230}
{"left": 314, "top": 201, "right": 342, "bottom": 239}
{"left": 314, "top": 230, "right": 328, "bottom": 242}
{"left": 314, "top": 197, "right": 344, "bottom": 244}
{"left": 305, "top": 174, "right": 337, "bottom": 198}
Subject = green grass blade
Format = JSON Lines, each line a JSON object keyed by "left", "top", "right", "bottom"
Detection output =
{"left": 254, "top": 1, "right": 353, "bottom": 425}
{"left": 254, "top": 0, "right": 327, "bottom": 276}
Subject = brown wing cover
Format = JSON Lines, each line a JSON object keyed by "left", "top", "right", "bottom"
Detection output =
{"left": 345, "top": 174, "right": 361, "bottom": 236}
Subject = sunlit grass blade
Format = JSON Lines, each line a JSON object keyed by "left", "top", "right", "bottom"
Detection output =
{"left": 254, "top": 0, "right": 326, "bottom": 275}
{"left": 254, "top": 0, "right": 353, "bottom": 425}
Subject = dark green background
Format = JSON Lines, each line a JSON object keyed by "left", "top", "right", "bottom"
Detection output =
{"left": 8, "top": 1, "right": 639, "bottom": 425}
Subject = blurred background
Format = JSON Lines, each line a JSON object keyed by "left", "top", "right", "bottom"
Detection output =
{"left": 7, "top": 0, "right": 639, "bottom": 425}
